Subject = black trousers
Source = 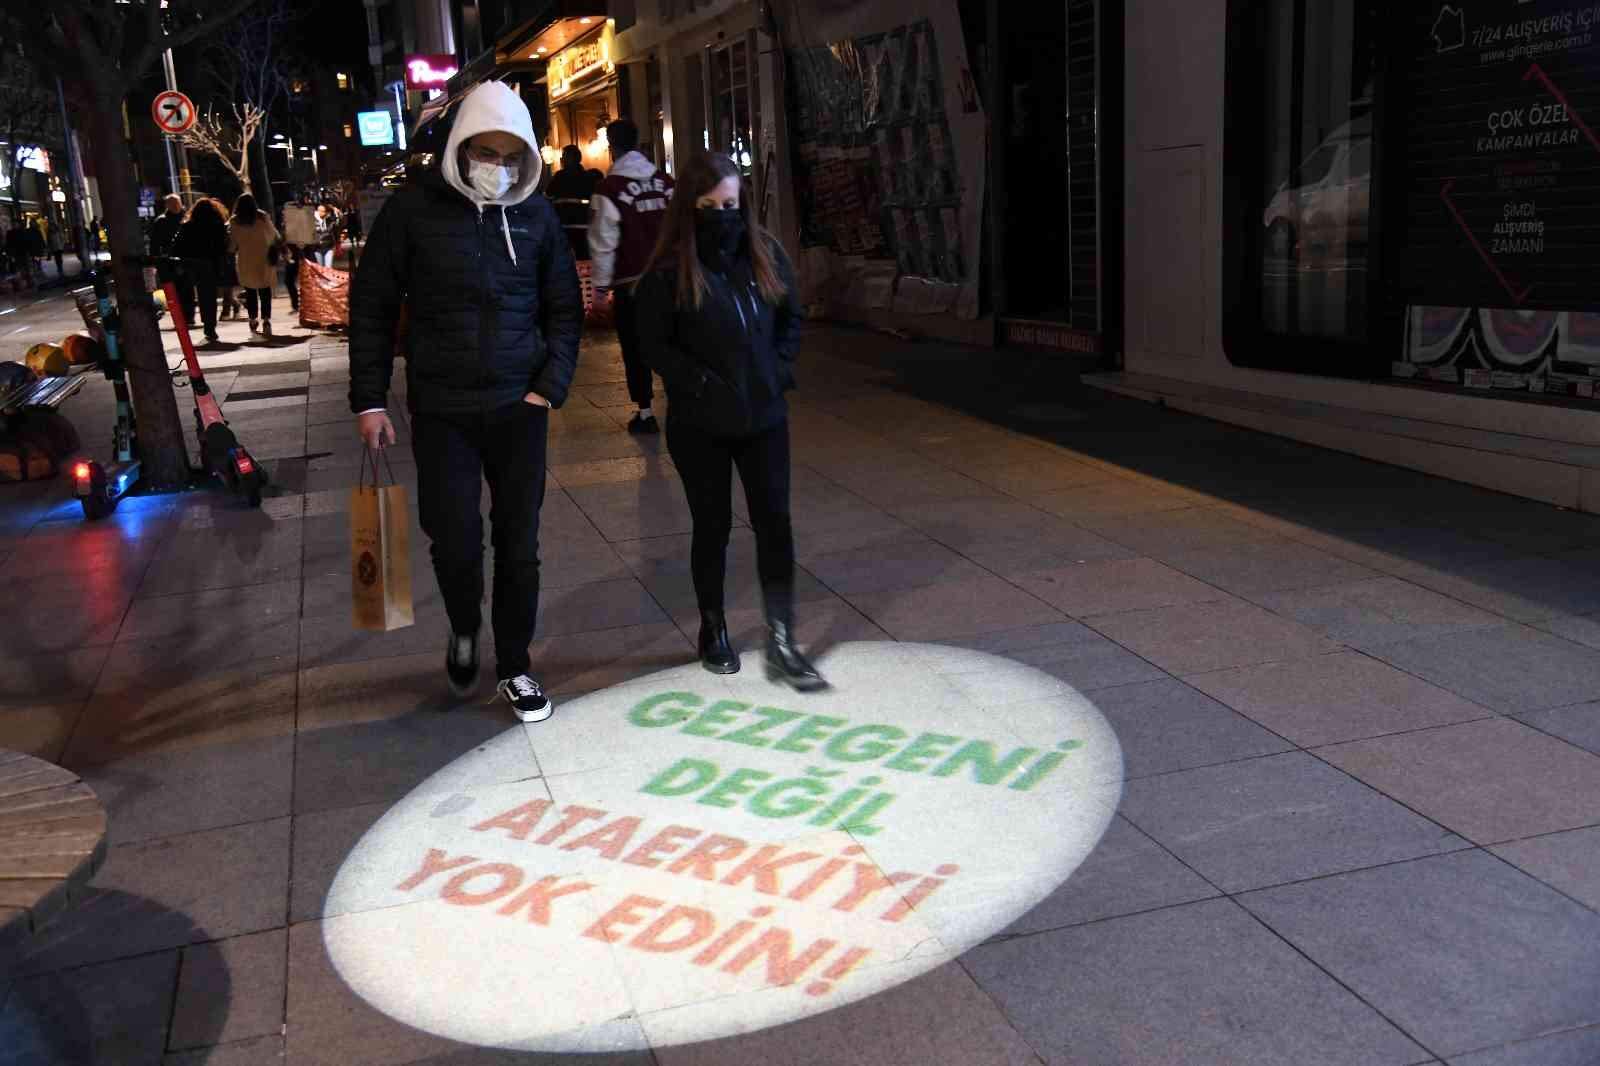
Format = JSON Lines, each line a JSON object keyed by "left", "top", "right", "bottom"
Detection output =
{"left": 284, "top": 255, "right": 300, "bottom": 310}
{"left": 665, "top": 416, "right": 795, "bottom": 621}
{"left": 180, "top": 265, "right": 219, "bottom": 338}
{"left": 412, "top": 401, "right": 550, "bottom": 678}
{"left": 242, "top": 287, "right": 272, "bottom": 322}
{"left": 613, "top": 287, "right": 654, "bottom": 408}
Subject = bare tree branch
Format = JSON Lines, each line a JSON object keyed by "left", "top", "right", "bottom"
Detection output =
{"left": 179, "top": 102, "right": 265, "bottom": 193}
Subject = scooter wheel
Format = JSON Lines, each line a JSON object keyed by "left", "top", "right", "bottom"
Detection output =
{"left": 81, "top": 494, "right": 112, "bottom": 521}
{"left": 244, "top": 474, "right": 263, "bottom": 508}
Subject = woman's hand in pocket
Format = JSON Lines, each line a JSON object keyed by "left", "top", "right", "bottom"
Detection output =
{"left": 523, "top": 392, "right": 551, "bottom": 408}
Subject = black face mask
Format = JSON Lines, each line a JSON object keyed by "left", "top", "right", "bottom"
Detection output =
{"left": 695, "top": 207, "right": 746, "bottom": 273}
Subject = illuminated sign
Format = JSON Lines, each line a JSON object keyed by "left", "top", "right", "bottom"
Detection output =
{"left": 548, "top": 24, "right": 615, "bottom": 100}
{"left": 356, "top": 110, "right": 395, "bottom": 147}
{"left": 324, "top": 641, "right": 1122, "bottom": 1051}
{"left": 16, "top": 146, "right": 49, "bottom": 174}
{"left": 404, "top": 54, "right": 459, "bottom": 91}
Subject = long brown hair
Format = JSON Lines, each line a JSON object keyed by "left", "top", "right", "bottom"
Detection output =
{"left": 635, "top": 151, "right": 787, "bottom": 310}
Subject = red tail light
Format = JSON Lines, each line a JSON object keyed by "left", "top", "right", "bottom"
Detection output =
{"left": 235, "top": 455, "right": 255, "bottom": 475}
{"left": 74, "top": 462, "right": 91, "bottom": 481}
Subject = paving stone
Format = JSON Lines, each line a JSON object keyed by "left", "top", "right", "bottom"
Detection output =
{"left": 1076, "top": 506, "right": 1284, "bottom": 557}
{"left": 1014, "top": 557, "right": 1228, "bottom": 618}
{"left": 1091, "top": 598, "right": 1342, "bottom": 676}
{"left": 534, "top": 578, "right": 669, "bottom": 636}
{"left": 289, "top": 801, "right": 389, "bottom": 923}
{"left": 1534, "top": 612, "right": 1600, "bottom": 651}
{"left": 77, "top": 734, "right": 295, "bottom": 845}
{"left": 1027, "top": 480, "right": 1197, "bottom": 520}
{"left": 1445, "top": 1026, "right": 1600, "bottom": 1066}
{"left": 539, "top": 543, "right": 636, "bottom": 589}
{"left": 1317, "top": 718, "right": 1600, "bottom": 844}
{"left": 653, "top": 962, "right": 1042, "bottom": 1066}
{"left": 950, "top": 525, "right": 1139, "bottom": 576}
{"left": 0, "top": 645, "right": 110, "bottom": 709}
{"left": 801, "top": 537, "right": 993, "bottom": 596}
{"left": 998, "top": 815, "right": 1219, "bottom": 935}
{"left": 1490, "top": 826, "right": 1600, "bottom": 912}
{"left": 1002, "top": 635, "right": 1171, "bottom": 693}
{"left": 1251, "top": 577, "right": 1504, "bottom": 650}
{"left": 964, "top": 457, "right": 1120, "bottom": 496}
{"left": 1087, "top": 678, "right": 1292, "bottom": 778}
{"left": 97, "top": 618, "right": 301, "bottom": 686}
{"left": 297, "top": 608, "right": 450, "bottom": 669}
{"left": 169, "top": 928, "right": 287, "bottom": 1050}
{"left": 1158, "top": 540, "right": 1382, "bottom": 597}
{"left": 117, "top": 580, "right": 301, "bottom": 643}
{"left": 844, "top": 576, "right": 1064, "bottom": 641}
{"left": 66, "top": 660, "right": 296, "bottom": 766}
{"left": 164, "top": 1033, "right": 287, "bottom": 1065}
{"left": 790, "top": 504, "right": 915, "bottom": 558}
{"left": 1240, "top": 850, "right": 1600, "bottom": 1058}
{"left": 4, "top": 599, "right": 128, "bottom": 652}
{"left": 965, "top": 897, "right": 1424, "bottom": 1066}
{"left": 14, "top": 819, "right": 290, "bottom": 974}
{"left": 1187, "top": 652, "right": 1491, "bottom": 747}
{"left": 293, "top": 706, "right": 510, "bottom": 816}
{"left": 0, "top": 950, "right": 178, "bottom": 1066}
{"left": 1400, "top": 556, "right": 1600, "bottom": 624}
{"left": 1516, "top": 700, "right": 1600, "bottom": 755}
{"left": 1369, "top": 623, "right": 1600, "bottom": 715}
{"left": 1121, "top": 752, "right": 1467, "bottom": 892}
{"left": 284, "top": 920, "right": 506, "bottom": 1066}
{"left": 139, "top": 524, "right": 306, "bottom": 597}
{"left": 0, "top": 702, "right": 83, "bottom": 761}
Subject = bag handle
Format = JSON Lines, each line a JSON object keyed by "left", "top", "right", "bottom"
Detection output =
{"left": 358, "top": 444, "right": 399, "bottom": 491}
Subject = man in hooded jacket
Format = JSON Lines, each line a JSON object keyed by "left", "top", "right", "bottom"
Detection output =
{"left": 349, "top": 80, "right": 583, "bottom": 723}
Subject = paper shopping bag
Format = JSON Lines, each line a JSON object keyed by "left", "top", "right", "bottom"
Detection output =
{"left": 350, "top": 449, "right": 414, "bottom": 632}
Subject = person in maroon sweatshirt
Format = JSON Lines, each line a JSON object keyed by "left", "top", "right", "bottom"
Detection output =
{"left": 588, "top": 118, "right": 674, "bottom": 434}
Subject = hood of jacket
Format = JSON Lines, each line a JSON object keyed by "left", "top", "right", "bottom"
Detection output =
{"left": 606, "top": 150, "right": 660, "bottom": 182}
{"left": 440, "top": 80, "right": 543, "bottom": 209}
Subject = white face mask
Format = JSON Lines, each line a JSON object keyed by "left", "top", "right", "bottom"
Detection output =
{"left": 467, "top": 158, "right": 518, "bottom": 200}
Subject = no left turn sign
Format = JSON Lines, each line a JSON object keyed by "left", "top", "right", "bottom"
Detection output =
{"left": 151, "top": 90, "right": 196, "bottom": 135}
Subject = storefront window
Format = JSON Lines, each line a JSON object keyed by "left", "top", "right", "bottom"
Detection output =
{"left": 1225, "top": 0, "right": 1385, "bottom": 374}
{"left": 708, "top": 38, "right": 755, "bottom": 177}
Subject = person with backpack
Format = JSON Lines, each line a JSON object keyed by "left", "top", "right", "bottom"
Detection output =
{"left": 632, "top": 151, "right": 825, "bottom": 691}
{"left": 349, "top": 79, "right": 583, "bottom": 723}
{"left": 589, "top": 118, "right": 673, "bottom": 434}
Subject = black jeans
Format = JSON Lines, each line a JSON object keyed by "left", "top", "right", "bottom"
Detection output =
{"left": 665, "top": 416, "right": 795, "bottom": 621}
{"left": 412, "top": 401, "right": 550, "bottom": 678}
{"left": 179, "top": 265, "right": 218, "bottom": 338}
{"left": 613, "top": 287, "right": 654, "bottom": 408}
{"left": 284, "top": 253, "right": 300, "bottom": 310}
{"left": 241, "top": 287, "right": 272, "bottom": 323}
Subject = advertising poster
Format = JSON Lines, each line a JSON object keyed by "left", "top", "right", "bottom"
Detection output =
{"left": 1399, "top": 1, "right": 1600, "bottom": 394}
{"left": 782, "top": 2, "right": 985, "bottom": 319}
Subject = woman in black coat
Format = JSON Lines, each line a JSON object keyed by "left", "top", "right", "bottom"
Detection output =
{"left": 173, "top": 198, "right": 230, "bottom": 343}
{"left": 633, "top": 151, "right": 825, "bottom": 691}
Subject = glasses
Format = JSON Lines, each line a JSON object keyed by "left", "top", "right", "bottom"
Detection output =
{"left": 466, "top": 144, "right": 527, "bottom": 167}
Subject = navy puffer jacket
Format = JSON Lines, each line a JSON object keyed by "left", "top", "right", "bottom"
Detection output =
{"left": 348, "top": 81, "right": 583, "bottom": 415}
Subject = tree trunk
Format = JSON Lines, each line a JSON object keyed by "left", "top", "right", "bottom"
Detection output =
{"left": 85, "top": 85, "right": 191, "bottom": 490}
{"left": 238, "top": 141, "right": 252, "bottom": 193}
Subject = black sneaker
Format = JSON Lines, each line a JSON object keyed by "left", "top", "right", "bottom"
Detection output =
{"left": 446, "top": 631, "right": 479, "bottom": 698}
{"left": 626, "top": 411, "right": 659, "bottom": 435}
{"left": 497, "top": 674, "right": 553, "bottom": 723}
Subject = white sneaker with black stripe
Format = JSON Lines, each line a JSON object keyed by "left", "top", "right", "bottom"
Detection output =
{"left": 497, "top": 674, "right": 553, "bottom": 723}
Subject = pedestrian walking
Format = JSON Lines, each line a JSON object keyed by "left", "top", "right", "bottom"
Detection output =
{"left": 214, "top": 200, "right": 241, "bottom": 320}
{"left": 174, "top": 197, "right": 230, "bottom": 343}
{"left": 24, "top": 219, "right": 45, "bottom": 272}
{"left": 546, "top": 145, "right": 600, "bottom": 260}
{"left": 228, "top": 193, "right": 282, "bottom": 338}
{"left": 47, "top": 214, "right": 65, "bottom": 280}
{"left": 589, "top": 118, "right": 673, "bottom": 435}
{"left": 149, "top": 194, "right": 186, "bottom": 298}
{"left": 6, "top": 220, "right": 33, "bottom": 287}
{"left": 632, "top": 151, "right": 825, "bottom": 691}
{"left": 348, "top": 79, "right": 583, "bottom": 723}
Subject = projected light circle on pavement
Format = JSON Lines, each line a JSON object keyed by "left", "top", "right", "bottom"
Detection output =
{"left": 324, "top": 641, "right": 1122, "bottom": 1052}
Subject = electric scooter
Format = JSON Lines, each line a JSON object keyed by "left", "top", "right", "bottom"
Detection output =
{"left": 151, "top": 257, "right": 267, "bottom": 508}
{"left": 74, "top": 269, "right": 142, "bottom": 519}
{"left": 76, "top": 258, "right": 267, "bottom": 517}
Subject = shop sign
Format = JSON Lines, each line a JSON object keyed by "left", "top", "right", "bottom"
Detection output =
{"left": 356, "top": 110, "right": 396, "bottom": 148}
{"left": 1404, "top": 1, "right": 1600, "bottom": 310}
{"left": 323, "top": 642, "right": 1122, "bottom": 1051}
{"left": 549, "top": 24, "right": 614, "bottom": 100}
{"left": 405, "top": 54, "right": 459, "bottom": 91}
{"left": 1002, "top": 320, "right": 1102, "bottom": 354}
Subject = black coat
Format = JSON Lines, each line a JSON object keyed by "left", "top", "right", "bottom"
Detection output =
{"left": 633, "top": 240, "right": 802, "bottom": 436}
{"left": 149, "top": 212, "right": 184, "bottom": 257}
{"left": 173, "top": 213, "right": 230, "bottom": 279}
{"left": 348, "top": 170, "right": 583, "bottom": 415}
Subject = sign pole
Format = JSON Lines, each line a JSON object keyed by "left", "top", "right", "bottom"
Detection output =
{"left": 54, "top": 76, "right": 92, "bottom": 274}
{"left": 162, "top": 49, "right": 194, "bottom": 203}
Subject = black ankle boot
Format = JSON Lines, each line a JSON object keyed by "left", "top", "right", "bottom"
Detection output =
{"left": 765, "top": 619, "right": 829, "bottom": 692}
{"left": 698, "top": 610, "right": 739, "bottom": 674}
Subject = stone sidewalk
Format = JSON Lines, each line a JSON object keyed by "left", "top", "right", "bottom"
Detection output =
{"left": 0, "top": 298, "right": 1598, "bottom": 1065}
